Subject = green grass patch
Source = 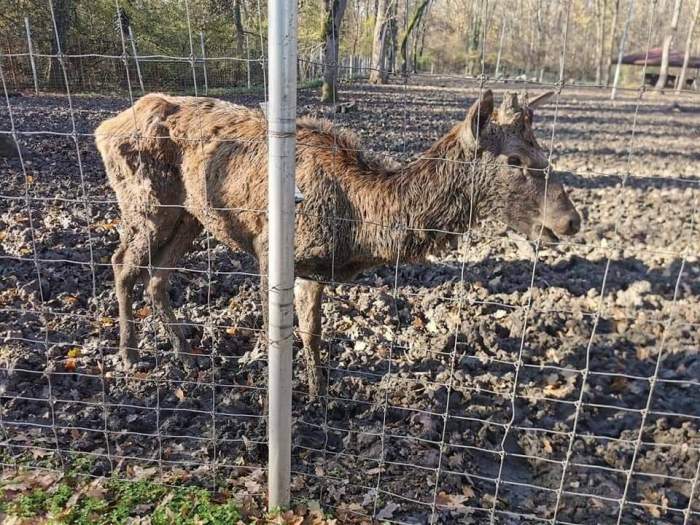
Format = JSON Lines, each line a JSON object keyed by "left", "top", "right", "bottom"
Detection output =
{"left": 1, "top": 470, "right": 243, "bottom": 524}
{"left": 0, "top": 464, "right": 342, "bottom": 524}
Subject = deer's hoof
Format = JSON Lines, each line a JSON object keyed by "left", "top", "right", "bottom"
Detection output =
{"left": 307, "top": 366, "right": 327, "bottom": 401}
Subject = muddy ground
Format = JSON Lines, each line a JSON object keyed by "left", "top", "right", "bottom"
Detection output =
{"left": 1, "top": 76, "right": 699, "bottom": 524}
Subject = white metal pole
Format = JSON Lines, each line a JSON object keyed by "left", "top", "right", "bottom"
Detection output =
{"left": 128, "top": 27, "right": 145, "bottom": 95}
{"left": 199, "top": 32, "right": 209, "bottom": 95}
{"left": 267, "top": 0, "right": 296, "bottom": 510}
{"left": 611, "top": 0, "right": 634, "bottom": 100}
{"left": 24, "top": 18, "right": 39, "bottom": 95}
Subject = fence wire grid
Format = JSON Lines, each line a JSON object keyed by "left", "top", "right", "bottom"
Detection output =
{"left": 1, "top": 0, "right": 700, "bottom": 524}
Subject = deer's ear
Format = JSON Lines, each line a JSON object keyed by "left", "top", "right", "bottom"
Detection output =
{"left": 465, "top": 89, "right": 494, "bottom": 140}
{"left": 528, "top": 91, "right": 555, "bottom": 109}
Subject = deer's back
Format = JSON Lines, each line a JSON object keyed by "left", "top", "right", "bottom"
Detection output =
{"left": 95, "top": 94, "right": 394, "bottom": 274}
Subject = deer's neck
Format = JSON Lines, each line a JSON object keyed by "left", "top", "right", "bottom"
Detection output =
{"left": 362, "top": 125, "right": 489, "bottom": 262}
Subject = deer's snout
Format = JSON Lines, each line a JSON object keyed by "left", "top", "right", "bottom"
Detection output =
{"left": 553, "top": 209, "right": 581, "bottom": 236}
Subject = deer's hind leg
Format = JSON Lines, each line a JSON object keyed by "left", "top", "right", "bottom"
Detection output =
{"left": 145, "top": 213, "right": 202, "bottom": 360}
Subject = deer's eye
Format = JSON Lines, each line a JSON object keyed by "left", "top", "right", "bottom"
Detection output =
{"left": 507, "top": 156, "right": 521, "bottom": 167}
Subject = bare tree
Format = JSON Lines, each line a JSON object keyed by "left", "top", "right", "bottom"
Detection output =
{"left": 677, "top": 0, "right": 700, "bottom": 92}
{"left": 611, "top": 0, "right": 635, "bottom": 99}
{"left": 49, "top": 0, "right": 71, "bottom": 89}
{"left": 655, "top": 0, "right": 683, "bottom": 90}
{"left": 604, "top": 0, "right": 620, "bottom": 85}
{"left": 400, "top": 0, "right": 429, "bottom": 75}
{"left": 320, "top": 0, "right": 348, "bottom": 102}
{"left": 494, "top": 16, "right": 507, "bottom": 78}
{"left": 594, "top": 0, "right": 608, "bottom": 85}
{"left": 465, "top": 0, "right": 484, "bottom": 76}
{"left": 369, "top": 0, "right": 394, "bottom": 83}
{"left": 386, "top": 0, "right": 398, "bottom": 74}
{"left": 232, "top": 0, "right": 246, "bottom": 57}
{"left": 413, "top": 0, "right": 431, "bottom": 72}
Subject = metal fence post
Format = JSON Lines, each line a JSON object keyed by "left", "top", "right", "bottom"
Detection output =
{"left": 24, "top": 18, "right": 39, "bottom": 95}
{"left": 199, "top": 31, "right": 209, "bottom": 95}
{"left": 127, "top": 26, "right": 145, "bottom": 95}
{"left": 266, "top": 0, "right": 297, "bottom": 510}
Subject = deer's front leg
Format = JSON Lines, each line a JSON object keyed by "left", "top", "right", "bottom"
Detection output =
{"left": 294, "top": 278, "right": 325, "bottom": 399}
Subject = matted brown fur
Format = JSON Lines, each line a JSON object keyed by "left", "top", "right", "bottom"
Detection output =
{"left": 95, "top": 90, "right": 580, "bottom": 395}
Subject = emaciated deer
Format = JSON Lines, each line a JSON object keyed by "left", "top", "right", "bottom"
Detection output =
{"left": 95, "top": 89, "right": 581, "bottom": 396}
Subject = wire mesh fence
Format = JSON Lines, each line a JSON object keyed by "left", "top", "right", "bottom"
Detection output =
{"left": 1, "top": 14, "right": 372, "bottom": 95}
{"left": 1, "top": 0, "right": 700, "bottom": 524}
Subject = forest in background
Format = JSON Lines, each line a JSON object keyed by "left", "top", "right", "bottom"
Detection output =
{"left": 0, "top": 0, "right": 699, "bottom": 96}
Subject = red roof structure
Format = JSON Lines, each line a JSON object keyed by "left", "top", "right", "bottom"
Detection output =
{"left": 621, "top": 47, "right": 700, "bottom": 68}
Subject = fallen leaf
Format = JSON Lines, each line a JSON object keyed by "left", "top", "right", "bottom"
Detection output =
{"left": 543, "top": 439, "right": 553, "bottom": 455}
{"left": 135, "top": 306, "right": 152, "bottom": 319}
{"left": 610, "top": 376, "right": 628, "bottom": 393}
{"left": 376, "top": 501, "right": 399, "bottom": 520}
{"left": 84, "top": 478, "right": 106, "bottom": 499}
{"left": 67, "top": 347, "right": 81, "bottom": 359}
{"left": 31, "top": 448, "right": 53, "bottom": 459}
{"left": 436, "top": 491, "right": 471, "bottom": 509}
{"left": 63, "top": 295, "right": 79, "bottom": 305}
{"left": 543, "top": 381, "right": 574, "bottom": 399}
{"left": 131, "top": 465, "right": 158, "bottom": 480}
{"left": 175, "top": 388, "right": 186, "bottom": 401}
{"left": 461, "top": 485, "right": 475, "bottom": 499}
{"left": 93, "top": 219, "right": 120, "bottom": 231}
{"left": 426, "top": 320, "right": 439, "bottom": 333}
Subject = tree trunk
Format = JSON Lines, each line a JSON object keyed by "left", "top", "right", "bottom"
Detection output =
{"left": 400, "top": 0, "right": 429, "bottom": 75}
{"left": 604, "top": 0, "right": 620, "bottom": 85}
{"left": 677, "top": 0, "right": 700, "bottom": 92}
{"left": 465, "top": 0, "right": 483, "bottom": 76}
{"left": 494, "top": 17, "right": 507, "bottom": 78}
{"left": 351, "top": 0, "right": 362, "bottom": 57}
{"left": 369, "top": 0, "right": 393, "bottom": 84}
{"left": 386, "top": 1, "right": 398, "bottom": 74}
{"left": 412, "top": 4, "right": 429, "bottom": 73}
{"left": 534, "top": 0, "right": 543, "bottom": 76}
{"left": 611, "top": 0, "right": 634, "bottom": 99}
{"left": 655, "top": 0, "right": 683, "bottom": 90}
{"left": 321, "top": 0, "right": 348, "bottom": 102}
{"left": 232, "top": 0, "right": 245, "bottom": 57}
{"left": 594, "top": 0, "right": 607, "bottom": 85}
{"left": 416, "top": 5, "right": 429, "bottom": 72}
{"left": 48, "top": 0, "right": 71, "bottom": 90}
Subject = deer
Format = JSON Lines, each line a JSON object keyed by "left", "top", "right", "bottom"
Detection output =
{"left": 95, "top": 89, "right": 581, "bottom": 397}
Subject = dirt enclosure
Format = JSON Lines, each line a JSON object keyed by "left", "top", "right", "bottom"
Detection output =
{"left": 1, "top": 77, "right": 699, "bottom": 524}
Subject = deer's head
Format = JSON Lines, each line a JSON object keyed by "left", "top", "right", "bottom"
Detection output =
{"left": 486, "top": 160, "right": 581, "bottom": 242}
{"left": 462, "top": 89, "right": 555, "bottom": 172}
